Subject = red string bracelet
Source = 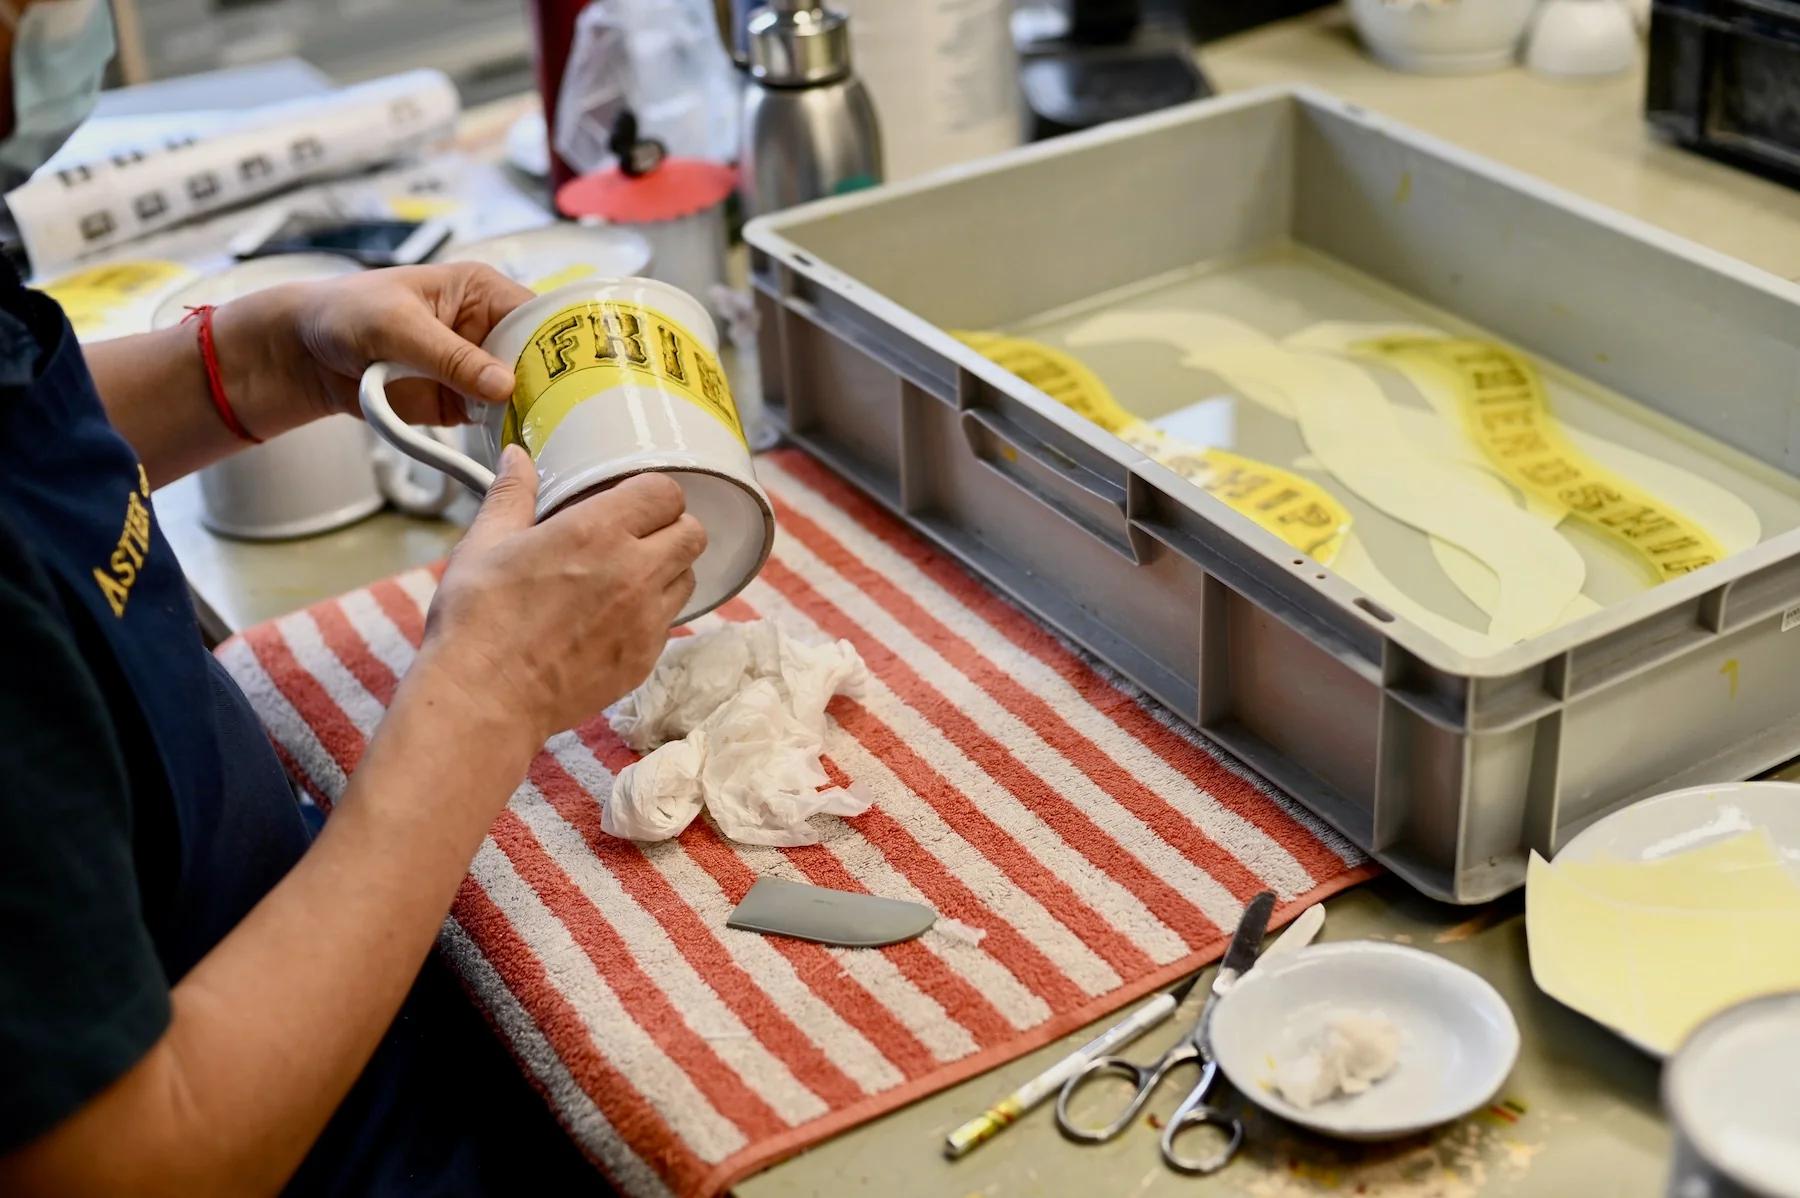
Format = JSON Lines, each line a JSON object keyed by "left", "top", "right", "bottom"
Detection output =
{"left": 181, "top": 304, "right": 262, "bottom": 445}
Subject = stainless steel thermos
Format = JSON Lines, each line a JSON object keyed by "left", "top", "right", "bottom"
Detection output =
{"left": 738, "top": 0, "right": 883, "bottom": 218}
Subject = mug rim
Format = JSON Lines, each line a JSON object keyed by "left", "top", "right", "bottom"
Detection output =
{"left": 484, "top": 276, "right": 719, "bottom": 365}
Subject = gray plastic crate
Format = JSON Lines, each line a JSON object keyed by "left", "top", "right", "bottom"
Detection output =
{"left": 743, "top": 85, "right": 1800, "bottom": 903}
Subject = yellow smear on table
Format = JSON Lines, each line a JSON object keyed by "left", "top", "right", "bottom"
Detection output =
{"left": 954, "top": 331, "right": 1352, "bottom": 563}
{"left": 43, "top": 260, "right": 190, "bottom": 337}
{"left": 527, "top": 263, "right": 597, "bottom": 294}
{"left": 1351, "top": 336, "right": 1726, "bottom": 582}
{"left": 1526, "top": 831, "right": 1800, "bottom": 1054}
{"left": 389, "top": 196, "right": 461, "bottom": 221}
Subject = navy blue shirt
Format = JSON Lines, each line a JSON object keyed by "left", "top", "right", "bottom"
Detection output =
{"left": 0, "top": 276, "right": 596, "bottom": 1194}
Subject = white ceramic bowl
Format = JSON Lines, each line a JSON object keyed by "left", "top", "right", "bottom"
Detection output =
{"left": 1209, "top": 941, "right": 1520, "bottom": 1140}
{"left": 1523, "top": 0, "right": 1638, "bottom": 78}
{"left": 437, "top": 224, "right": 653, "bottom": 292}
{"left": 1347, "top": 0, "right": 1538, "bottom": 74}
{"left": 150, "top": 252, "right": 363, "bottom": 326}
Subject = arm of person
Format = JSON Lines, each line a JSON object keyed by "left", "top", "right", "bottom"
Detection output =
{"left": 80, "top": 264, "right": 530, "bottom": 488}
{"left": 0, "top": 458, "right": 706, "bottom": 1198}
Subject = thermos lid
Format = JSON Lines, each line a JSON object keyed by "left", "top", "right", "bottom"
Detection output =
{"left": 556, "top": 158, "right": 736, "bottom": 225}
{"left": 747, "top": 1, "right": 853, "bottom": 86}
{"left": 558, "top": 113, "right": 736, "bottom": 225}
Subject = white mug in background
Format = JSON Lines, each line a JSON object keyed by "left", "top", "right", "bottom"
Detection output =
{"left": 359, "top": 276, "right": 774, "bottom": 625}
{"left": 1664, "top": 992, "right": 1800, "bottom": 1198}
{"left": 154, "top": 254, "right": 463, "bottom": 540}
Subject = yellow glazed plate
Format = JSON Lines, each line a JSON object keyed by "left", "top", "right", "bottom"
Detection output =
{"left": 1527, "top": 782, "right": 1800, "bottom": 1057}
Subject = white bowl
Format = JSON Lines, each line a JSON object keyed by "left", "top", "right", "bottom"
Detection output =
{"left": 1347, "top": 0, "right": 1538, "bottom": 74}
{"left": 1209, "top": 941, "right": 1520, "bottom": 1140}
{"left": 150, "top": 252, "right": 363, "bottom": 328}
{"left": 1524, "top": 0, "right": 1638, "bottom": 78}
{"left": 436, "top": 224, "right": 653, "bottom": 292}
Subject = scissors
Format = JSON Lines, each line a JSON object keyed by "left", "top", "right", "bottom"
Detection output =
{"left": 1054, "top": 890, "right": 1276, "bottom": 1173}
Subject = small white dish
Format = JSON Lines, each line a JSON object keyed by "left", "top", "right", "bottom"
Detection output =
{"left": 1209, "top": 942, "right": 1520, "bottom": 1141}
{"left": 436, "top": 224, "right": 654, "bottom": 292}
{"left": 1524, "top": 0, "right": 1638, "bottom": 78}
{"left": 1347, "top": 0, "right": 1538, "bottom": 75}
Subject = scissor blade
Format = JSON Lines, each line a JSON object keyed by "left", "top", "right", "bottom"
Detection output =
{"left": 1216, "top": 891, "right": 1276, "bottom": 984}
{"left": 1165, "top": 968, "right": 1205, "bottom": 1007}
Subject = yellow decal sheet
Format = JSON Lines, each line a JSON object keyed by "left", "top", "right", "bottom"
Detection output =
{"left": 1527, "top": 830, "right": 1800, "bottom": 1055}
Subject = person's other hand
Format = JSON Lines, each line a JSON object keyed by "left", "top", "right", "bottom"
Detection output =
{"left": 417, "top": 450, "right": 707, "bottom": 753}
{"left": 219, "top": 262, "right": 535, "bottom": 433}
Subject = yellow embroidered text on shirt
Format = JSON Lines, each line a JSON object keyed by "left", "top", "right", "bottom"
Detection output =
{"left": 93, "top": 465, "right": 153, "bottom": 617}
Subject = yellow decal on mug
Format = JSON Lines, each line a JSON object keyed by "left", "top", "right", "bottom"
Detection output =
{"left": 509, "top": 300, "right": 744, "bottom": 454}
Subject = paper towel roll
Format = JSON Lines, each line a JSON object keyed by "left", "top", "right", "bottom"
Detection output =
{"left": 8, "top": 70, "right": 459, "bottom": 275}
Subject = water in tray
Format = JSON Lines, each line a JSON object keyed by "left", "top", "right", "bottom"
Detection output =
{"left": 975, "top": 242, "right": 1800, "bottom": 658}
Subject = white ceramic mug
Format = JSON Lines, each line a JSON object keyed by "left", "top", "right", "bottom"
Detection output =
{"left": 153, "top": 255, "right": 462, "bottom": 539}
{"left": 359, "top": 277, "right": 774, "bottom": 625}
{"left": 1664, "top": 992, "right": 1800, "bottom": 1198}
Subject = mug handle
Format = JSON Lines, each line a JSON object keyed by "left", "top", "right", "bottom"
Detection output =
{"left": 370, "top": 429, "right": 466, "bottom": 516}
{"left": 359, "top": 360, "right": 498, "bottom": 496}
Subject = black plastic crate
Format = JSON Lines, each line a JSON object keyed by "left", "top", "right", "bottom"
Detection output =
{"left": 1647, "top": 0, "right": 1800, "bottom": 187}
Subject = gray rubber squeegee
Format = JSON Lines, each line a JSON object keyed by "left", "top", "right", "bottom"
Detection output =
{"left": 727, "top": 877, "right": 937, "bottom": 948}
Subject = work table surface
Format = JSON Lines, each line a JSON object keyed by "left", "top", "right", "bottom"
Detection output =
{"left": 152, "top": 10, "right": 1798, "bottom": 1194}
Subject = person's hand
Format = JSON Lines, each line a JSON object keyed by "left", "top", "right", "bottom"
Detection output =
{"left": 216, "top": 262, "right": 534, "bottom": 435}
{"left": 415, "top": 449, "right": 707, "bottom": 754}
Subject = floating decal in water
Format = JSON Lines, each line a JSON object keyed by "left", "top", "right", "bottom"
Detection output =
{"left": 954, "top": 331, "right": 1352, "bottom": 562}
{"left": 1349, "top": 336, "right": 1730, "bottom": 582}
{"left": 1067, "top": 312, "right": 1587, "bottom": 644}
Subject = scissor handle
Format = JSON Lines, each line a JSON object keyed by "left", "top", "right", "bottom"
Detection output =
{"left": 1159, "top": 1059, "right": 1244, "bottom": 1174}
{"left": 1055, "top": 1045, "right": 1198, "bottom": 1144}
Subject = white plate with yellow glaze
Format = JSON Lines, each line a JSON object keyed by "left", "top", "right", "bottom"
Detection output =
{"left": 1531, "top": 781, "right": 1800, "bottom": 1057}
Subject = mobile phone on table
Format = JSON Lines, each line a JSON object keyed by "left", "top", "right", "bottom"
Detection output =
{"left": 229, "top": 211, "right": 451, "bottom": 268}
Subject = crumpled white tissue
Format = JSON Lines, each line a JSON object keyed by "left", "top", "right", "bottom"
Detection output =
{"left": 602, "top": 620, "right": 872, "bottom": 846}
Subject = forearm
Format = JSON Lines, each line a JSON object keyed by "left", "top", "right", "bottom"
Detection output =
{"left": 83, "top": 290, "right": 316, "bottom": 488}
{"left": 5, "top": 653, "right": 538, "bottom": 1198}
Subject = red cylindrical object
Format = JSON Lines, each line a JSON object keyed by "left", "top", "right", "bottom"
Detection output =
{"left": 528, "top": 0, "right": 589, "bottom": 192}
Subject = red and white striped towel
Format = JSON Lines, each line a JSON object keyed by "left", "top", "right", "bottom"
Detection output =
{"left": 219, "top": 449, "right": 1374, "bottom": 1198}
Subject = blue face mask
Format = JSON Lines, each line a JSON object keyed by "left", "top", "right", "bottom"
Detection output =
{"left": 0, "top": 0, "right": 115, "bottom": 190}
